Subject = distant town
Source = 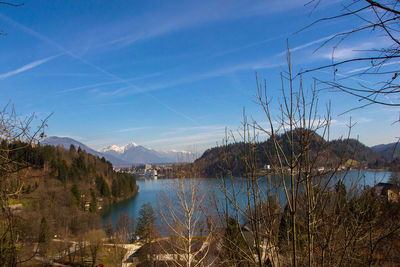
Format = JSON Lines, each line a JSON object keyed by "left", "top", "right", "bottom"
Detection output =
{"left": 115, "top": 164, "right": 174, "bottom": 179}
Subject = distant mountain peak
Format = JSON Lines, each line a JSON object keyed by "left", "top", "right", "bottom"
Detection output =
{"left": 101, "top": 142, "right": 140, "bottom": 154}
{"left": 125, "top": 142, "right": 139, "bottom": 149}
{"left": 100, "top": 141, "right": 196, "bottom": 164}
{"left": 102, "top": 145, "right": 125, "bottom": 153}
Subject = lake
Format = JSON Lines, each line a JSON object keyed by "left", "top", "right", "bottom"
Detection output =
{"left": 102, "top": 170, "right": 391, "bottom": 224}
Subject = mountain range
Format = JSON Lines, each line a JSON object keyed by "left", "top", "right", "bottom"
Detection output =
{"left": 100, "top": 143, "right": 193, "bottom": 165}
{"left": 371, "top": 142, "right": 400, "bottom": 159}
{"left": 41, "top": 136, "right": 193, "bottom": 167}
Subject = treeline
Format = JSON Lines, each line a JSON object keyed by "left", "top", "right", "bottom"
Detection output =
{"left": 217, "top": 180, "right": 400, "bottom": 266}
{"left": 0, "top": 140, "right": 138, "bottom": 265}
{"left": 194, "top": 130, "right": 398, "bottom": 177}
{"left": 5, "top": 140, "right": 138, "bottom": 202}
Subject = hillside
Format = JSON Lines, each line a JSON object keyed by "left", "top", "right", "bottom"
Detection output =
{"left": 42, "top": 136, "right": 130, "bottom": 167}
{"left": 194, "top": 131, "right": 394, "bottom": 177}
{"left": 371, "top": 142, "right": 400, "bottom": 160}
{"left": 3, "top": 141, "right": 138, "bottom": 240}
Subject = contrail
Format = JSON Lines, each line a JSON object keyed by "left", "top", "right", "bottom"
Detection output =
{"left": 0, "top": 13, "right": 200, "bottom": 125}
{"left": 0, "top": 54, "right": 61, "bottom": 80}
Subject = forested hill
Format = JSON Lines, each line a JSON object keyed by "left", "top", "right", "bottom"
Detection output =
{"left": 8, "top": 141, "right": 138, "bottom": 204}
{"left": 194, "top": 131, "right": 395, "bottom": 177}
{"left": 371, "top": 142, "right": 400, "bottom": 160}
{"left": 3, "top": 140, "right": 138, "bottom": 238}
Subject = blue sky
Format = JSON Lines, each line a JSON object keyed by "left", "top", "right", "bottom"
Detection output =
{"left": 0, "top": 0, "right": 399, "bottom": 153}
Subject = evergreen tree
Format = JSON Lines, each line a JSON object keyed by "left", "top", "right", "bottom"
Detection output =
{"left": 105, "top": 219, "right": 114, "bottom": 239}
{"left": 135, "top": 202, "right": 156, "bottom": 241}
{"left": 89, "top": 190, "right": 97, "bottom": 213}
{"left": 136, "top": 203, "right": 157, "bottom": 265}
{"left": 69, "top": 144, "right": 76, "bottom": 153}
{"left": 96, "top": 175, "right": 111, "bottom": 198}
{"left": 38, "top": 217, "right": 49, "bottom": 244}
{"left": 71, "top": 184, "right": 81, "bottom": 207}
{"left": 223, "top": 217, "right": 250, "bottom": 266}
{"left": 38, "top": 217, "right": 50, "bottom": 255}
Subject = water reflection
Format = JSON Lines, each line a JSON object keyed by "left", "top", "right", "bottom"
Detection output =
{"left": 103, "top": 171, "right": 391, "bottom": 225}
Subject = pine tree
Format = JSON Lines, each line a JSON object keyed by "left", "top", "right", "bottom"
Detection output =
{"left": 38, "top": 217, "right": 49, "bottom": 244}
{"left": 135, "top": 202, "right": 155, "bottom": 241}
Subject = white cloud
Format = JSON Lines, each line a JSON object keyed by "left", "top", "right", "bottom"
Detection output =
{"left": 207, "top": 34, "right": 287, "bottom": 60}
{"left": 321, "top": 47, "right": 362, "bottom": 61}
{"left": 96, "top": 85, "right": 132, "bottom": 98}
{"left": 114, "top": 127, "right": 152, "bottom": 133}
{"left": 141, "top": 59, "right": 283, "bottom": 93}
{"left": 141, "top": 131, "right": 224, "bottom": 147}
{"left": 0, "top": 14, "right": 201, "bottom": 125}
{"left": 330, "top": 119, "right": 348, "bottom": 126}
{"left": 346, "top": 60, "right": 400, "bottom": 74}
{"left": 319, "top": 38, "right": 390, "bottom": 61}
{"left": 331, "top": 117, "right": 371, "bottom": 126}
{"left": 278, "top": 35, "right": 336, "bottom": 56}
{"left": 96, "top": 0, "right": 309, "bottom": 49}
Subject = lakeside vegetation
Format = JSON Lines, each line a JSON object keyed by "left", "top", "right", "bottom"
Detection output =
{"left": 7, "top": 140, "right": 138, "bottom": 204}
{"left": 0, "top": 137, "right": 138, "bottom": 266}
{"left": 191, "top": 133, "right": 400, "bottom": 178}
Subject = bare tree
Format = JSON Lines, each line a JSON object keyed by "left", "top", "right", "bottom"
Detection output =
{"left": 301, "top": 0, "right": 400, "bottom": 108}
{"left": 0, "top": 1, "right": 23, "bottom": 36}
{"left": 0, "top": 104, "right": 49, "bottom": 266}
{"left": 0, "top": 1, "right": 23, "bottom": 6}
{"left": 115, "top": 212, "right": 135, "bottom": 243}
{"left": 85, "top": 229, "right": 106, "bottom": 267}
{"left": 212, "top": 44, "right": 400, "bottom": 267}
{"left": 159, "top": 179, "right": 215, "bottom": 267}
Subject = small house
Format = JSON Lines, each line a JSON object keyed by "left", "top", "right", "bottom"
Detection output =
{"left": 374, "top": 183, "right": 400, "bottom": 202}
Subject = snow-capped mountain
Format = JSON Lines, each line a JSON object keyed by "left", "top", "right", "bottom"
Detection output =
{"left": 41, "top": 136, "right": 130, "bottom": 167}
{"left": 41, "top": 136, "right": 195, "bottom": 166}
{"left": 100, "top": 142, "right": 194, "bottom": 164}
{"left": 101, "top": 142, "right": 138, "bottom": 155}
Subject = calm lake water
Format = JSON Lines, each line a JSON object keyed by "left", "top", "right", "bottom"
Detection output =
{"left": 102, "top": 170, "right": 391, "bottom": 224}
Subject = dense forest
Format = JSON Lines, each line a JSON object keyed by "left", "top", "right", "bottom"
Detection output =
{"left": 0, "top": 140, "right": 138, "bottom": 265}
{"left": 7, "top": 140, "right": 138, "bottom": 203}
{"left": 194, "top": 130, "right": 399, "bottom": 177}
